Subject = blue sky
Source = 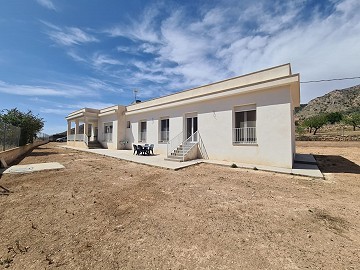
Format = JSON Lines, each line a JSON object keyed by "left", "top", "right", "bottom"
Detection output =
{"left": 0, "top": 0, "right": 360, "bottom": 134}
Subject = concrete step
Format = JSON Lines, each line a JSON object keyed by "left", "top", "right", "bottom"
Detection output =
{"left": 164, "top": 157, "right": 184, "bottom": 162}
{"left": 170, "top": 153, "right": 184, "bottom": 157}
{"left": 87, "top": 141, "right": 103, "bottom": 149}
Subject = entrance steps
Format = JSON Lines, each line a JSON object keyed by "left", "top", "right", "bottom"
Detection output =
{"left": 87, "top": 141, "right": 103, "bottom": 149}
{"left": 166, "top": 142, "right": 197, "bottom": 162}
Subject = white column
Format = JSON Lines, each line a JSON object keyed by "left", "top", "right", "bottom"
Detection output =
{"left": 84, "top": 118, "right": 89, "bottom": 137}
{"left": 75, "top": 119, "right": 79, "bottom": 140}
{"left": 91, "top": 124, "right": 95, "bottom": 141}
{"left": 67, "top": 121, "right": 71, "bottom": 141}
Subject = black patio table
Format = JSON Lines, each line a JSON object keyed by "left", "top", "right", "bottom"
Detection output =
{"left": 138, "top": 145, "right": 149, "bottom": 155}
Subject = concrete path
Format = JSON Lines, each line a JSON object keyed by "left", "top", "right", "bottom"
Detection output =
{"left": 61, "top": 146, "right": 323, "bottom": 178}
{"left": 2, "top": 162, "right": 65, "bottom": 174}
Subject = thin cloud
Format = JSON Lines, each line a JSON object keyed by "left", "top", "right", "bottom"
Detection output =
{"left": 104, "top": 6, "right": 162, "bottom": 43}
{"left": 0, "top": 80, "right": 64, "bottom": 96}
{"left": 42, "top": 21, "right": 98, "bottom": 46}
{"left": 36, "top": 0, "right": 57, "bottom": 11}
{"left": 0, "top": 80, "right": 97, "bottom": 97}
{"left": 92, "top": 53, "right": 121, "bottom": 67}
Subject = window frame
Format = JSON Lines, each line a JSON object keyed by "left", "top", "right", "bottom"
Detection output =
{"left": 233, "top": 105, "right": 257, "bottom": 145}
{"left": 159, "top": 118, "right": 170, "bottom": 143}
{"left": 138, "top": 120, "right": 147, "bottom": 143}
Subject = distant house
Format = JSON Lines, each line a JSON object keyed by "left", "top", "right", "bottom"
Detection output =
{"left": 66, "top": 63, "right": 300, "bottom": 169}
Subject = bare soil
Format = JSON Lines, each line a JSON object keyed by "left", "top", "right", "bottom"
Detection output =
{"left": 0, "top": 142, "right": 359, "bottom": 269}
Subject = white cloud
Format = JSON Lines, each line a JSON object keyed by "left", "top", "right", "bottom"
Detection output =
{"left": 36, "top": 0, "right": 56, "bottom": 11}
{"left": 104, "top": 0, "right": 360, "bottom": 102}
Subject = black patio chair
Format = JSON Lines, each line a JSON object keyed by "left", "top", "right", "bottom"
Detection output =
{"left": 137, "top": 145, "right": 143, "bottom": 155}
{"left": 148, "top": 144, "right": 154, "bottom": 155}
{"left": 133, "top": 144, "right": 137, "bottom": 155}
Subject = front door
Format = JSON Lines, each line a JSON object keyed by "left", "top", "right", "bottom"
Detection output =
{"left": 186, "top": 116, "right": 198, "bottom": 142}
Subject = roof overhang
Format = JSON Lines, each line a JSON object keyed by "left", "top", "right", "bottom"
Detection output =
{"left": 126, "top": 73, "right": 300, "bottom": 115}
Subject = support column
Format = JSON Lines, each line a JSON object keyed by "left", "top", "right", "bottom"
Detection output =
{"left": 84, "top": 117, "right": 89, "bottom": 144}
{"left": 75, "top": 119, "right": 79, "bottom": 140}
{"left": 91, "top": 124, "right": 95, "bottom": 141}
{"left": 67, "top": 121, "right": 71, "bottom": 141}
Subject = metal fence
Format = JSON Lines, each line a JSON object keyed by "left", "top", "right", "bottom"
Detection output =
{"left": 36, "top": 132, "right": 50, "bottom": 142}
{"left": 0, "top": 121, "right": 21, "bottom": 151}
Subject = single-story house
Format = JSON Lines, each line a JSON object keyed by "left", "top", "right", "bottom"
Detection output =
{"left": 66, "top": 63, "right": 300, "bottom": 169}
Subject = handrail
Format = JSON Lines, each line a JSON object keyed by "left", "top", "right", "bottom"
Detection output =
{"left": 182, "top": 131, "right": 199, "bottom": 161}
{"left": 197, "top": 132, "right": 208, "bottom": 159}
{"left": 167, "top": 131, "right": 183, "bottom": 157}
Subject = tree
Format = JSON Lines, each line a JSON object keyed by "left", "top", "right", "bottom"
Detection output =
{"left": 326, "top": 112, "right": 342, "bottom": 124}
{"left": 0, "top": 108, "right": 44, "bottom": 146}
{"left": 302, "top": 114, "right": 328, "bottom": 135}
{"left": 343, "top": 112, "right": 360, "bottom": 131}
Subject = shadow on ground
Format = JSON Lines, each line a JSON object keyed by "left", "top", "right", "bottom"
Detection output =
{"left": 28, "top": 151, "right": 58, "bottom": 157}
{"left": 314, "top": 155, "right": 360, "bottom": 174}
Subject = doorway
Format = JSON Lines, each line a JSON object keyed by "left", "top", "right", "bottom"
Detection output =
{"left": 186, "top": 115, "right": 198, "bottom": 142}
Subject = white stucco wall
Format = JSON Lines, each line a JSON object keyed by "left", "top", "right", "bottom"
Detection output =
{"left": 123, "top": 86, "right": 294, "bottom": 168}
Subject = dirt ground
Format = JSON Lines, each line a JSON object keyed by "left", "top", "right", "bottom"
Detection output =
{"left": 0, "top": 142, "right": 359, "bottom": 269}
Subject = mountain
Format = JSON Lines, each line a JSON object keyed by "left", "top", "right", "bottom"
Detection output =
{"left": 296, "top": 84, "right": 360, "bottom": 119}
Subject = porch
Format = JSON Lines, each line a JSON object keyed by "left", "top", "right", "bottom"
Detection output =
{"left": 65, "top": 108, "right": 100, "bottom": 148}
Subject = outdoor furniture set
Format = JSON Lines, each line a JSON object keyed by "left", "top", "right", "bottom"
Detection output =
{"left": 133, "top": 144, "right": 154, "bottom": 155}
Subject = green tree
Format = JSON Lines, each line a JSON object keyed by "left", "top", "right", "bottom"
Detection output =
{"left": 343, "top": 112, "right": 360, "bottom": 131}
{"left": 0, "top": 108, "right": 44, "bottom": 146}
{"left": 326, "top": 112, "right": 343, "bottom": 124}
{"left": 303, "top": 114, "right": 328, "bottom": 135}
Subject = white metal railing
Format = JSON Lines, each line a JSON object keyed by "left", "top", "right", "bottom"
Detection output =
{"left": 233, "top": 127, "right": 257, "bottom": 144}
{"left": 68, "top": 134, "right": 75, "bottom": 141}
{"left": 103, "top": 133, "right": 113, "bottom": 142}
{"left": 159, "top": 131, "right": 170, "bottom": 142}
{"left": 167, "top": 131, "right": 183, "bottom": 156}
{"left": 197, "top": 132, "right": 208, "bottom": 159}
{"left": 67, "top": 134, "right": 88, "bottom": 145}
{"left": 75, "top": 134, "right": 85, "bottom": 141}
{"left": 181, "top": 131, "right": 199, "bottom": 161}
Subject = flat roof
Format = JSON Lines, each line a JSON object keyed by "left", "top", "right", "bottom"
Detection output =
{"left": 126, "top": 63, "right": 299, "bottom": 113}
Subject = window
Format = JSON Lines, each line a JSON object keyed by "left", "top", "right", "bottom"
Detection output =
{"left": 103, "top": 122, "right": 113, "bottom": 142}
{"left": 126, "top": 121, "right": 130, "bottom": 128}
{"left": 159, "top": 118, "right": 169, "bottom": 142}
{"left": 233, "top": 109, "right": 256, "bottom": 144}
{"left": 138, "top": 121, "right": 147, "bottom": 142}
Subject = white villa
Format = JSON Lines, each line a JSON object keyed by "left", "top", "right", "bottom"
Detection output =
{"left": 66, "top": 63, "right": 300, "bottom": 169}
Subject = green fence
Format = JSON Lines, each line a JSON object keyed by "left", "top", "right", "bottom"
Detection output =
{"left": 0, "top": 121, "right": 21, "bottom": 151}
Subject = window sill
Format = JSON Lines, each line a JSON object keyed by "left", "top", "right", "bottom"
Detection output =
{"left": 233, "top": 142, "right": 258, "bottom": 146}
{"left": 158, "top": 141, "right": 169, "bottom": 144}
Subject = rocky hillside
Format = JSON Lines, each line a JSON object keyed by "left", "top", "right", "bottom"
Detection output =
{"left": 296, "top": 84, "right": 360, "bottom": 119}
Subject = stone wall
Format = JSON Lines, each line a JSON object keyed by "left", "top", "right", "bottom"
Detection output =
{"left": 0, "top": 141, "right": 48, "bottom": 167}
{"left": 296, "top": 135, "right": 360, "bottom": 141}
